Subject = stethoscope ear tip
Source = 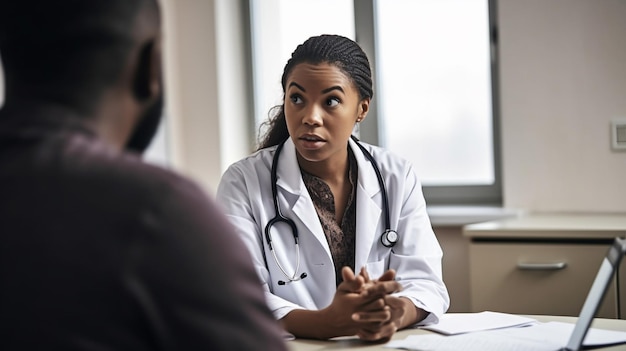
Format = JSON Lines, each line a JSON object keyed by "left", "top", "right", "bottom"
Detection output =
{"left": 276, "top": 272, "right": 307, "bottom": 286}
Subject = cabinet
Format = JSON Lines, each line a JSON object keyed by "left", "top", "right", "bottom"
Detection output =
{"left": 463, "top": 214, "right": 626, "bottom": 318}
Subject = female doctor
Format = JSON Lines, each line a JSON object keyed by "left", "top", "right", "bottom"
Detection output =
{"left": 216, "top": 34, "right": 449, "bottom": 341}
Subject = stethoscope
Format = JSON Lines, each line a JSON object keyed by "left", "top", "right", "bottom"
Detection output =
{"left": 264, "top": 135, "right": 398, "bottom": 285}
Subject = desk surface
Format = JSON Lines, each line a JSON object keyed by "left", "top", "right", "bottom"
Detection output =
{"left": 287, "top": 315, "right": 626, "bottom": 350}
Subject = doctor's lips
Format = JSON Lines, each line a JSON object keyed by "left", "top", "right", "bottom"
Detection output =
{"left": 299, "top": 134, "right": 325, "bottom": 141}
{"left": 298, "top": 134, "right": 326, "bottom": 149}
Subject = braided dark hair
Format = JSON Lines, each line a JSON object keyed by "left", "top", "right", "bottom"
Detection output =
{"left": 257, "top": 34, "right": 373, "bottom": 150}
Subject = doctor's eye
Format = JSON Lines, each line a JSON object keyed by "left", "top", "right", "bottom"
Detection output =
{"left": 289, "top": 94, "right": 303, "bottom": 105}
{"left": 325, "top": 97, "right": 340, "bottom": 107}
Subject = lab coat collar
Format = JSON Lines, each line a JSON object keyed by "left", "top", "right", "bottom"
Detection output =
{"left": 348, "top": 137, "right": 381, "bottom": 198}
{"left": 349, "top": 137, "right": 383, "bottom": 271}
{"left": 275, "top": 137, "right": 382, "bottom": 198}
{"left": 274, "top": 137, "right": 384, "bottom": 275}
{"left": 274, "top": 137, "right": 303, "bottom": 196}
{"left": 275, "top": 138, "right": 331, "bottom": 259}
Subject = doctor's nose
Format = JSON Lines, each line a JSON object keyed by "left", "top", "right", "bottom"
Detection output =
{"left": 302, "top": 107, "right": 323, "bottom": 126}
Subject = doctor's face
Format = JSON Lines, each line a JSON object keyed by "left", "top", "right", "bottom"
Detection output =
{"left": 284, "top": 62, "right": 369, "bottom": 167}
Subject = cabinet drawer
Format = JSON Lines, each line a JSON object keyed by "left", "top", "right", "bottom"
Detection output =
{"left": 469, "top": 242, "right": 617, "bottom": 318}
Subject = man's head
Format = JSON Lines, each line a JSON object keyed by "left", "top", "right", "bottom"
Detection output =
{"left": 0, "top": 0, "right": 163, "bottom": 153}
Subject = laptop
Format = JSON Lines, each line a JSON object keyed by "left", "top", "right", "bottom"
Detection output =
{"left": 560, "top": 237, "right": 626, "bottom": 351}
{"left": 386, "top": 238, "right": 626, "bottom": 351}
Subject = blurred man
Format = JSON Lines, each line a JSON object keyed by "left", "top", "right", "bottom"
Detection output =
{"left": 0, "top": 1, "right": 287, "bottom": 350}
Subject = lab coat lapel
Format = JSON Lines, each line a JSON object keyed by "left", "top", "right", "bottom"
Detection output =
{"left": 274, "top": 138, "right": 331, "bottom": 256}
{"left": 350, "top": 138, "right": 383, "bottom": 272}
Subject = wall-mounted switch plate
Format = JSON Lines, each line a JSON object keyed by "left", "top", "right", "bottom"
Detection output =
{"left": 612, "top": 118, "right": 626, "bottom": 151}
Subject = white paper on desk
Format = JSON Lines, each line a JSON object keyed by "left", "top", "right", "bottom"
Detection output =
{"left": 386, "top": 332, "right": 560, "bottom": 351}
{"left": 419, "top": 311, "right": 537, "bottom": 335}
{"left": 386, "top": 321, "right": 626, "bottom": 351}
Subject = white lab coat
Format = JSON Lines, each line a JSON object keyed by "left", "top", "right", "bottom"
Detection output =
{"left": 216, "top": 137, "right": 449, "bottom": 325}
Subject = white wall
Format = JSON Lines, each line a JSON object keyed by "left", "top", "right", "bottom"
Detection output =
{"left": 0, "top": 0, "right": 626, "bottom": 212}
{"left": 499, "top": 0, "right": 626, "bottom": 213}
{"left": 160, "top": 0, "right": 250, "bottom": 195}
{"left": 3, "top": 1, "right": 625, "bottom": 211}
{"left": 160, "top": 0, "right": 626, "bottom": 211}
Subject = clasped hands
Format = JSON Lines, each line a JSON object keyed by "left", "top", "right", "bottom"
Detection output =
{"left": 321, "top": 266, "right": 414, "bottom": 342}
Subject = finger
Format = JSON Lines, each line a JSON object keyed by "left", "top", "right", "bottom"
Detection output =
{"left": 359, "top": 266, "right": 371, "bottom": 282}
{"left": 376, "top": 269, "right": 396, "bottom": 282}
{"left": 351, "top": 306, "right": 392, "bottom": 323}
{"left": 363, "top": 280, "right": 403, "bottom": 297}
{"left": 342, "top": 266, "right": 356, "bottom": 282}
{"left": 357, "top": 297, "right": 386, "bottom": 312}
{"left": 360, "top": 334, "right": 392, "bottom": 343}
{"left": 384, "top": 295, "right": 406, "bottom": 308}
{"left": 356, "top": 323, "right": 397, "bottom": 342}
{"left": 338, "top": 266, "right": 365, "bottom": 293}
{"left": 383, "top": 296, "right": 407, "bottom": 322}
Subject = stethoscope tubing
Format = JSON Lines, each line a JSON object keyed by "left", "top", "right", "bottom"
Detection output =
{"left": 264, "top": 136, "right": 398, "bottom": 284}
{"left": 350, "top": 135, "right": 392, "bottom": 232}
{"left": 264, "top": 141, "right": 299, "bottom": 250}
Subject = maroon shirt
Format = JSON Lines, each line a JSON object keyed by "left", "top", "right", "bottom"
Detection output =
{"left": 0, "top": 109, "right": 287, "bottom": 351}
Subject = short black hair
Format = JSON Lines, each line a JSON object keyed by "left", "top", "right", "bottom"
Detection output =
{"left": 0, "top": 0, "right": 158, "bottom": 114}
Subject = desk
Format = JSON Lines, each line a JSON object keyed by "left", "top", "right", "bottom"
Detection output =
{"left": 287, "top": 315, "right": 626, "bottom": 350}
{"left": 463, "top": 214, "right": 626, "bottom": 317}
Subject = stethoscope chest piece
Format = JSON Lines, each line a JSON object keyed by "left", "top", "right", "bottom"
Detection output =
{"left": 266, "top": 137, "right": 400, "bottom": 284}
{"left": 381, "top": 229, "right": 399, "bottom": 248}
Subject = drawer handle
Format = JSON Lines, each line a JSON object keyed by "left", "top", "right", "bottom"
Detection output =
{"left": 516, "top": 262, "right": 567, "bottom": 270}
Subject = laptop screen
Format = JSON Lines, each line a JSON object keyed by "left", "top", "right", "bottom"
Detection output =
{"left": 563, "top": 237, "right": 626, "bottom": 351}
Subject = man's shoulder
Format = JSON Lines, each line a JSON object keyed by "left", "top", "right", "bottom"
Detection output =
{"left": 63, "top": 134, "right": 205, "bottom": 205}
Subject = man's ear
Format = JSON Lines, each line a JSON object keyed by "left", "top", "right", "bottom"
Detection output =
{"left": 132, "top": 39, "right": 162, "bottom": 103}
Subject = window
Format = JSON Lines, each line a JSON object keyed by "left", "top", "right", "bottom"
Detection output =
{"left": 249, "top": 0, "right": 501, "bottom": 204}
{"left": 248, "top": 0, "right": 355, "bottom": 129}
{"left": 357, "top": 0, "right": 501, "bottom": 204}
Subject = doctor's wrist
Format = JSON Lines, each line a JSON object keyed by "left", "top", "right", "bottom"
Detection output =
{"left": 281, "top": 308, "right": 342, "bottom": 340}
{"left": 397, "top": 297, "right": 428, "bottom": 329}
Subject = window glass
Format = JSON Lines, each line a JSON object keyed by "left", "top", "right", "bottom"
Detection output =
{"left": 249, "top": 0, "right": 355, "bottom": 129}
{"left": 375, "top": 0, "right": 495, "bottom": 186}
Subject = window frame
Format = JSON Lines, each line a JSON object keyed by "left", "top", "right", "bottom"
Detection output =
{"left": 245, "top": 0, "right": 502, "bottom": 205}
{"left": 354, "top": 0, "right": 502, "bottom": 205}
